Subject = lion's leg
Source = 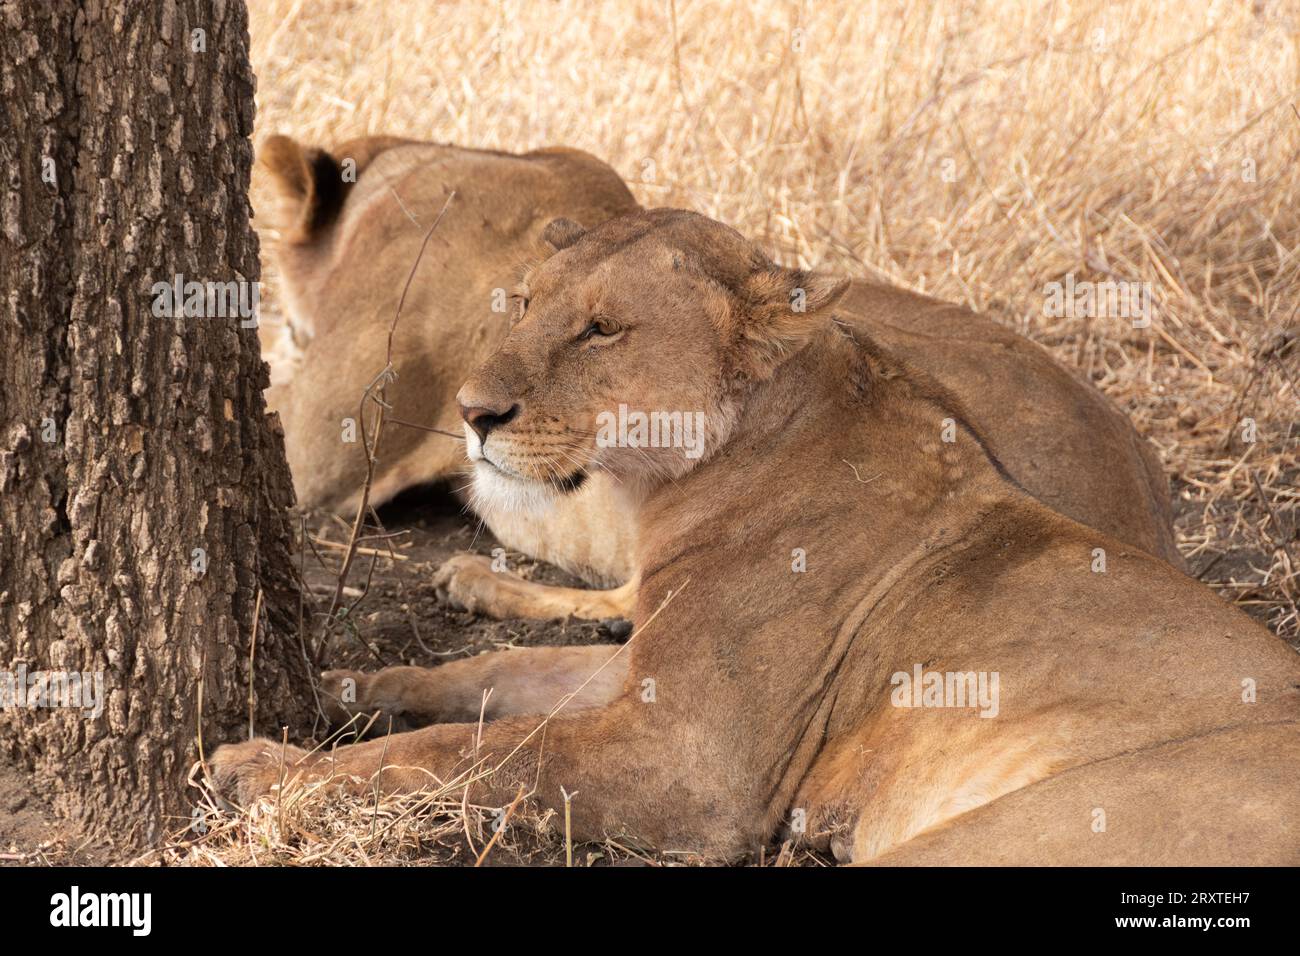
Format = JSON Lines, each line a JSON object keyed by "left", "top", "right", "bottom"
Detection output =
{"left": 213, "top": 698, "right": 761, "bottom": 857}
{"left": 433, "top": 553, "right": 638, "bottom": 622}
{"left": 443, "top": 471, "right": 640, "bottom": 623}
{"left": 855, "top": 722, "right": 1300, "bottom": 866}
{"left": 320, "top": 644, "right": 628, "bottom": 727}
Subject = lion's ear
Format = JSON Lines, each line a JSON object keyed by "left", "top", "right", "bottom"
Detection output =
{"left": 259, "top": 134, "right": 345, "bottom": 243}
{"left": 542, "top": 218, "right": 588, "bottom": 251}
{"left": 735, "top": 267, "right": 850, "bottom": 379}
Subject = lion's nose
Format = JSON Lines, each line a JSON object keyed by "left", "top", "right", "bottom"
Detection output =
{"left": 460, "top": 402, "right": 519, "bottom": 443}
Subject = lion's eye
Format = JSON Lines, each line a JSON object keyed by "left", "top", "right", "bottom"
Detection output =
{"left": 578, "top": 316, "right": 620, "bottom": 341}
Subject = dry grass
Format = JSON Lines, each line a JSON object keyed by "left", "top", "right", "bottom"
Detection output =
{"left": 212, "top": 0, "right": 1300, "bottom": 866}
{"left": 148, "top": 753, "right": 570, "bottom": 867}
{"left": 143, "top": 767, "right": 818, "bottom": 867}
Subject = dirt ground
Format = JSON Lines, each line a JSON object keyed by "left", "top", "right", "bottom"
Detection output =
{"left": 0, "top": 754, "right": 77, "bottom": 866}
{"left": 305, "top": 487, "right": 625, "bottom": 681}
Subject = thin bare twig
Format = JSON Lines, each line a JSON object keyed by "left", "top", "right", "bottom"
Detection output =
{"left": 324, "top": 190, "right": 456, "bottom": 631}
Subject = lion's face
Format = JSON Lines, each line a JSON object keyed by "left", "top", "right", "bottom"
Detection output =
{"left": 457, "top": 208, "right": 847, "bottom": 513}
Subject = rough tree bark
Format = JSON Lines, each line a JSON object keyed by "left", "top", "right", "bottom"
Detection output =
{"left": 0, "top": 0, "right": 309, "bottom": 849}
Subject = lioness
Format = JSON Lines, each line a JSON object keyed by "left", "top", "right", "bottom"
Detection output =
{"left": 217, "top": 208, "right": 1300, "bottom": 864}
{"left": 259, "top": 135, "right": 1179, "bottom": 626}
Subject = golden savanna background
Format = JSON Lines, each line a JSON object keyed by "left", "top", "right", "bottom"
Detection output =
{"left": 250, "top": 0, "right": 1299, "bottom": 645}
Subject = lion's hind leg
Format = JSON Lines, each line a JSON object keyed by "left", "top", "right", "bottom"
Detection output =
{"left": 856, "top": 722, "right": 1300, "bottom": 866}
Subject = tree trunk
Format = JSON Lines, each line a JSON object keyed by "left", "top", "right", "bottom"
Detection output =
{"left": 0, "top": 0, "right": 308, "bottom": 849}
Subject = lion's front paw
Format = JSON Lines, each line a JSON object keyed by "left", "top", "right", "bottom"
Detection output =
{"left": 211, "top": 738, "right": 312, "bottom": 805}
{"left": 432, "top": 552, "right": 500, "bottom": 615}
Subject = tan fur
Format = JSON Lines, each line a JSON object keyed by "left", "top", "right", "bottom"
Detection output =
{"left": 321, "top": 644, "right": 627, "bottom": 729}
{"left": 217, "top": 209, "right": 1300, "bottom": 864}
{"left": 431, "top": 555, "right": 638, "bottom": 620}
{"left": 256, "top": 134, "right": 639, "bottom": 515}
{"left": 259, "top": 133, "right": 1179, "bottom": 625}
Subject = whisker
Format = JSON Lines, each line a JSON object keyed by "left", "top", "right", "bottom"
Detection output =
{"left": 387, "top": 416, "right": 465, "bottom": 442}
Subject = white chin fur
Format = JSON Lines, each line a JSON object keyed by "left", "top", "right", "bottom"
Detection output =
{"left": 468, "top": 460, "right": 562, "bottom": 518}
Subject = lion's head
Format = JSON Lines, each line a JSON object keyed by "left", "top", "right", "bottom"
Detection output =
{"left": 457, "top": 208, "right": 848, "bottom": 513}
